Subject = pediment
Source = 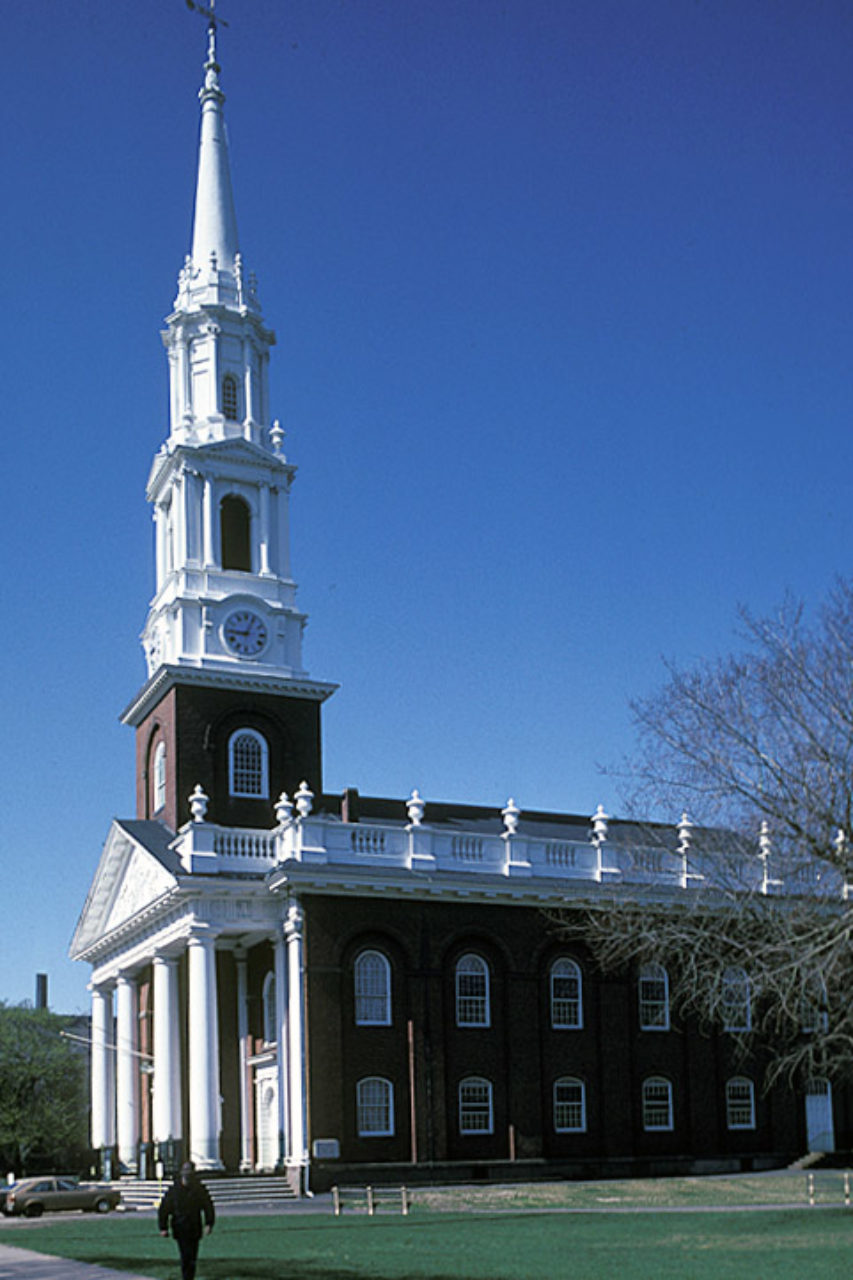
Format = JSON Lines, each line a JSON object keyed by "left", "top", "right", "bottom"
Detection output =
{"left": 70, "top": 820, "right": 179, "bottom": 960}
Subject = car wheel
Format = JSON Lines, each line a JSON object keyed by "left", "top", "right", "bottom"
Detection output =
{"left": 24, "top": 1204, "right": 43, "bottom": 1218}
{"left": 95, "top": 1198, "right": 112, "bottom": 1214}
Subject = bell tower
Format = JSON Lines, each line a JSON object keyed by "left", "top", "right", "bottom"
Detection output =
{"left": 122, "top": 18, "right": 336, "bottom": 831}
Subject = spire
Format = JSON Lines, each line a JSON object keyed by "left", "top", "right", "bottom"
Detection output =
{"left": 190, "top": 20, "right": 239, "bottom": 274}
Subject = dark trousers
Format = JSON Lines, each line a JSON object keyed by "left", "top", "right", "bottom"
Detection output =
{"left": 175, "top": 1230, "right": 202, "bottom": 1280}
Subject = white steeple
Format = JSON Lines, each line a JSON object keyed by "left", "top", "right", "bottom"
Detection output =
{"left": 132, "top": 21, "right": 332, "bottom": 707}
{"left": 190, "top": 23, "right": 239, "bottom": 277}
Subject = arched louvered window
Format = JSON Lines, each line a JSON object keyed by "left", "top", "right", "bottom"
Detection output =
{"left": 228, "top": 728, "right": 269, "bottom": 798}
{"left": 554, "top": 1077, "right": 587, "bottom": 1132}
{"left": 455, "top": 953, "right": 490, "bottom": 1027}
{"left": 721, "top": 967, "right": 751, "bottom": 1031}
{"left": 638, "top": 963, "right": 670, "bottom": 1030}
{"left": 220, "top": 494, "right": 251, "bottom": 571}
{"left": 642, "top": 1077, "right": 674, "bottom": 1131}
{"left": 222, "top": 373, "right": 239, "bottom": 421}
{"left": 153, "top": 741, "right": 166, "bottom": 813}
{"left": 550, "top": 958, "right": 583, "bottom": 1029}
{"left": 356, "top": 1077, "right": 394, "bottom": 1136}
{"left": 726, "top": 1077, "right": 756, "bottom": 1129}
{"left": 354, "top": 950, "right": 391, "bottom": 1025}
{"left": 458, "top": 1077, "right": 493, "bottom": 1134}
{"left": 262, "top": 971, "right": 276, "bottom": 1045}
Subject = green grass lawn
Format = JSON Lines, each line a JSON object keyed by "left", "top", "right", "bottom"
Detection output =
{"left": 8, "top": 1207, "right": 853, "bottom": 1280}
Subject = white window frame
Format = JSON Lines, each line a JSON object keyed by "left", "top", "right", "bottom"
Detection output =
{"left": 721, "top": 966, "right": 751, "bottom": 1032}
{"left": 153, "top": 740, "right": 166, "bottom": 812}
{"left": 550, "top": 958, "right": 583, "bottom": 1029}
{"left": 262, "top": 970, "right": 276, "bottom": 1045}
{"left": 455, "top": 953, "right": 490, "bottom": 1027}
{"left": 638, "top": 963, "right": 670, "bottom": 1031}
{"left": 354, "top": 950, "right": 392, "bottom": 1026}
{"left": 725, "top": 1076, "right": 756, "bottom": 1130}
{"left": 459, "top": 1076, "right": 494, "bottom": 1135}
{"left": 228, "top": 728, "right": 269, "bottom": 798}
{"left": 356, "top": 1077, "right": 394, "bottom": 1137}
{"left": 554, "top": 1076, "right": 587, "bottom": 1132}
{"left": 801, "top": 976, "right": 829, "bottom": 1034}
{"left": 642, "top": 1077, "right": 674, "bottom": 1131}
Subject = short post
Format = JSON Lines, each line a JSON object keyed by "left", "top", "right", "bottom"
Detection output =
{"left": 845, "top": 1172, "right": 850, "bottom": 1207}
{"left": 332, "top": 1185, "right": 341, "bottom": 1216}
{"left": 807, "top": 1172, "right": 815, "bottom": 1206}
{"left": 401, "top": 1186, "right": 409, "bottom": 1216}
{"left": 367, "top": 1185, "right": 375, "bottom": 1216}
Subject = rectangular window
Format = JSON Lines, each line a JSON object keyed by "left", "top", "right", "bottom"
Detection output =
{"left": 642, "top": 1079, "right": 673, "bottom": 1131}
{"left": 459, "top": 1079, "right": 493, "bottom": 1134}
{"left": 726, "top": 1079, "right": 756, "bottom": 1130}
{"left": 554, "top": 1079, "right": 586, "bottom": 1132}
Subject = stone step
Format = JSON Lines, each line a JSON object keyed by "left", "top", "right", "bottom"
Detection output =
{"left": 115, "top": 1176, "right": 298, "bottom": 1210}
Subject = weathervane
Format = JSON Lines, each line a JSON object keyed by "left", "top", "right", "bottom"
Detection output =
{"left": 184, "top": 0, "right": 229, "bottom": 29}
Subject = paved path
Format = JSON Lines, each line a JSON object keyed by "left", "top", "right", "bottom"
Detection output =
{"left": 0, "top": 1241, "right": 157, "bottom": 1280}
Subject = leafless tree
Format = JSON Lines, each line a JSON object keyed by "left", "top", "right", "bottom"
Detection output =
{"left": 558, "top": 580, "right": 853, "bottom": 1088}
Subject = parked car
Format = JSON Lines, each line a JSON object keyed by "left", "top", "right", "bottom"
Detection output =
{"left": 3, "top": 1177, "right": 120, "bottom": 1218}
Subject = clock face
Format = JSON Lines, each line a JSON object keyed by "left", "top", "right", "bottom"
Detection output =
{"left": 223, "top": 610, "right": 268, "bottom": 657}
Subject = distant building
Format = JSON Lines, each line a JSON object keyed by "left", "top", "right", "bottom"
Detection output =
{"left": 70, "top": 18, "right": 839, "bottom": 1191}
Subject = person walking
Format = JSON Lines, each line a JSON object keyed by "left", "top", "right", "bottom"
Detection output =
{"left": 158, "top": 1161, "right": 216, "bottom": 1280}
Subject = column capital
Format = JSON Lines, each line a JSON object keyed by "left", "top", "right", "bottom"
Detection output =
{"left": 283, "top": 898, "right": 303, "bottom": 939}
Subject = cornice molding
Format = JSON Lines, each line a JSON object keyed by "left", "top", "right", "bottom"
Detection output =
{"left": 120, "top": 664, "right": 338, "bottom": 727}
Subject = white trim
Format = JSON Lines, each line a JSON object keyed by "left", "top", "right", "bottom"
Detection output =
{"left": 354, "top": 949, "right": 392, "bottom": 1025}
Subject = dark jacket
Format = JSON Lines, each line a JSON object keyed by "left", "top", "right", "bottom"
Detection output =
{"left": 158, "top": 1176, "right": 215, "bottom": 1239}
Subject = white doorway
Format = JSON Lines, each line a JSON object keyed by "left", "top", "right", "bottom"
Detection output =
{"left": 805, "top": 1078, "right": 835, "bottom": 1152}
{"left": 255, "top": 1068, "right": 279, "bottom": 1170}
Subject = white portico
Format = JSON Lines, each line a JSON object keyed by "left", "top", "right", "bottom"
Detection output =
{"left": 71, "top": 818, "right": 309, "bottom": 1177}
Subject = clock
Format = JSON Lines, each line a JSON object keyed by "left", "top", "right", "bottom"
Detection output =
{"left": 223, "top": 610, "right": 268, "bottom": 657}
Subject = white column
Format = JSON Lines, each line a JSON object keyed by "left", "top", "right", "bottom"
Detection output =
{"left": 202, "top": 476, "right": 215, "bottom": 567}
{"left": 235, "top": 952, "right": 253, "bottom": 1172}
{"left": 152, "top": 956, "right": 182, "bottom": 1149}
{"left": 273, "top": 930, "right": 289, "bottom": 1168}
{"left": 274, "top": 485, "right": 291, "bottom": 580}
{"left": 90, "top": 985, "right": 115, "bottom": 1155}
{"left": 187, "top": 930, "right": 223, "bottom": 1170}
{"left": 172, "top": 475, "right": 186, "bottom": 570}
{"left": 242, "top": 337, "right": 254, "bottom": 425}
{"left": 259, "top": 484, "right": 271, "bottom": 576}
{"left": 285, "top": 899, "right": 308, "bottom": 1170}
{"left": 115, "top": 974, "right": 139, "bottom": 1173}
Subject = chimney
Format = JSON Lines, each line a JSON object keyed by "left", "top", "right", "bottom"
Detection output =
{"left": 35, "top": 973, "right": 48, "bottom": 1010}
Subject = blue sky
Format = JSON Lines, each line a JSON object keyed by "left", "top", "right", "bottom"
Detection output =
{"left": 3, "top": 0, "right": 853, "bottom": 1012}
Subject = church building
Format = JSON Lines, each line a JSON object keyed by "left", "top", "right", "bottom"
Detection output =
{"left": 71, "top": 19, "right": 842, "bottom": 1193}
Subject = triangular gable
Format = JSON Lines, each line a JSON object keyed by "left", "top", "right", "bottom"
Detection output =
{"left": 70, "top": 820, "right": 179, "bottom": 960}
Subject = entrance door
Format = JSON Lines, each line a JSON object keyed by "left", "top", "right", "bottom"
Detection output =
{"left": 255, "top": 1068, "right": 279, "bottom": 1170}
{"left": 805, "top": 1078, "right": 835, "bottom": 1152}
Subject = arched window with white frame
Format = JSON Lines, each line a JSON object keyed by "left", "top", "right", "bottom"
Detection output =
{"left": 554, "top": 1077, "right": 587, "bottom": 1132}
{"left": 642, "top": 1076, "right": 674, "bottom": 1131}
{"left": 721, "top": 966, "right": 751, "bottom": 1031}
{"left": 458, "top": 1076, "right": 493, "bottom": 1134}
{"left": 356, "top": 1077, "right": 394, "bottom": 1137}
{"left": 354, "top": 949, "right": 391, "bottom": 1025}
{"left": 228, "top": 728, "right": 269, "bottom": 798}
{"left": 222, "top": 372, "right": 239, "bottom": 421}
{"left": 262, "top": 971, "right": 277, "bottom": 1045}
{"left": 638, "top": 962, "right": 670, "bottom": 1030}
{"left": 455, "top": 953, "right": 490, "bottom": 1027}
{"left": 726, "top": 1077, "right": 756, "bottom": 1130}
{"left": 153, "top": 740, "right": 166, "bottom": 813}
{"left": 550, "top": 957, "right": 583, "bottom": 1029}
